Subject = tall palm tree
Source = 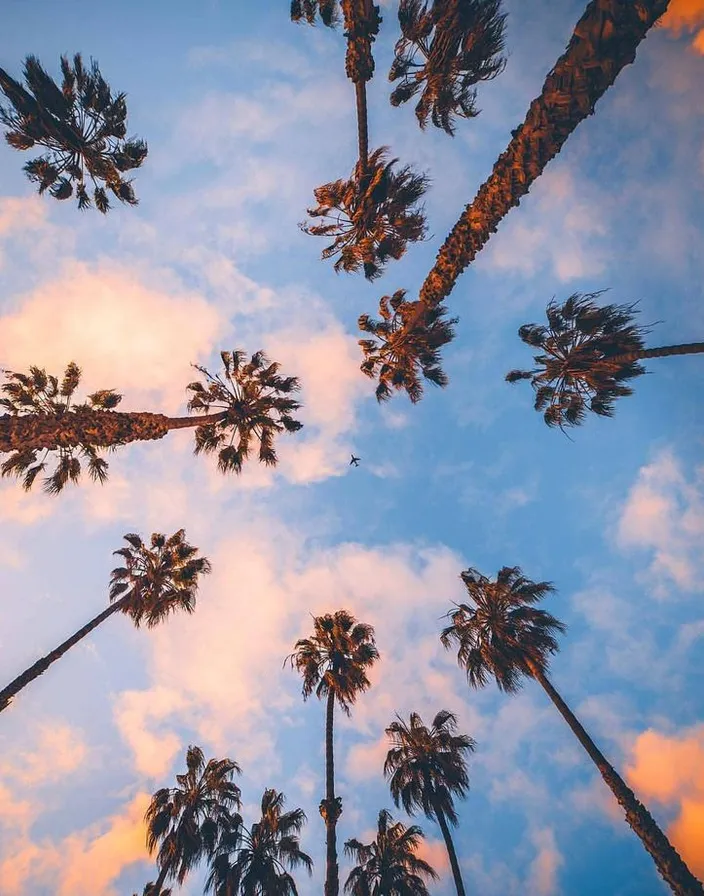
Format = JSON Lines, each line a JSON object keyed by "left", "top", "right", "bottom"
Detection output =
{"left": 506, "top": 291, "right": 704, "bottom": 429}
{"left": 389, "top": 0, "right": 507, "bottom": 135}
{"left": 344, "top": 808, "right": 438, "bottom": 895}
{"left": 0, "top": 53, "right": 147, "bottom": 211}
{"left": 384, "top": 711, "right": 474, "bottom": 896}
{"left": 359, "top": 289, "right": 457, "bottom": 402}
{"left": 356, "top": 0, "right": 671, "bottom": 398}
{"left": 441, "top": 566, "right": 704, "bottom": 896}
{"left": 206, "top": 788, "right": 313, "bottom": 895}
{"left": 0, "top": 529, "right": 210, "bottom": 714}
{"left": 145, "top": 745, "right": 242, "bottom": 895}
{"left": 287, "top": 610, "right": 379, "bottom": 896}
{"left": 301, "top": 147, "right": 428, "bottom": 281}
{"left": 0, "top": 351, "right": 303, "bottom": 493}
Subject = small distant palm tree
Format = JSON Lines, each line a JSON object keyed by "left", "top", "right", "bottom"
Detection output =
{"left": 146, "top": 745, "right": 242, "bottom": 895}
{"left": 0, "top": 351, "right": 303, "bottom": 493}
{"left": 207, "top": 788, "right": 313, "bottom": 895}
{"left": 287, "top": 610, "right": 379, "bottom": 896}
{"left": 506, "top": 291, "right": 704, "bottom": 430}
{"left": 302, "top": 147, "right": 428, "bottom": 281}
{"left": 359, "top": 289, "right": 457, "bottom": 402}
{"left": 344, "top": 808, "right": 438, "bottom": 895}
{"left": 389, "top": 0, "right": 507, "bottom": 135}
{"left": 441, "top": 566, "right": 704, "bottom": 896}
{"left": 0, "top": 530, "right": 210, "bottom": 713}
{"left": 0, "top": 53, "right": 147, "bottom": 211}
{"left": 384, "top": 710, "right": 474, "bottom": 896}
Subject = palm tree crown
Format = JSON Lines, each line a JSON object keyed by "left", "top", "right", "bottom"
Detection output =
{"left": 390, "top": 0, "right": 507, "bottom": 135}
{"left": 0, "top": 54, "right": 147, "bottom": 211}
{"left": 344, "top": 808, "right": 437, "bottom": 895}
{"left": 287, "top": 609, "right": 379, "bottom": 713}
{"left": 384, "top": 710, "right": 474, "bottom": 825}
{"left": 207, "top": 788, "right": 313, "bottom": 896}
{"left": 441, "top": 566, "right": 564, "bottom": 692}
{"left": 359, "top": 290, "right": 457, "bottom": 402}
{"left": 109, "top": 529, "right": 212, "bottom": 627}
{"left": 302, "top": 147, "right": 428, "bottom": 281}
{"left": 506, "top": 292, "right": 654, "bottom": 429}
{"left": 145, "top": 746, "right": 242, "bottom": 890}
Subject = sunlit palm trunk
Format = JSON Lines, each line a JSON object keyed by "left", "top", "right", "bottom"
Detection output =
{"left": 611, "top": 343, "right": 704, "bottom": 365}
{"left": 323, "top": 688, "right": 341, "bottom": 896}
{"left": 0, "top": 409, "right": 226, "bottom": 454}
{"left": 416, "top": 0, "right": 670, "bottom": 312}
{"left": 529, "top": 662, "right": 703, "bottom": 895}
{"left": 431, "top": 796, "right": 466, "bottom": 896}
{"left": 355, "top": 81, "right": 369, "bottom": 171}
{"left": 0, "top": 596, "right": 128, "bottom": 713}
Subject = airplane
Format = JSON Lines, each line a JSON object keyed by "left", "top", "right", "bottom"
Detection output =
{"left": 350, "top": 454, "right": 361, "bottom": 467}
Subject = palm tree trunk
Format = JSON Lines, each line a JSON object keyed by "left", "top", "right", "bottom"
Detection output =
{"left": 407, "top": 0, "right": 670, "bottom": 322}
{"left": 431, "top": 797, "right": 466, "bottom": 896}
{"left": 322, "top": 688, "right": 341, "bottom": 896}
{"left": 355, "top": 80, "right": 369, "bottom": 172}
{"left": 152, "top": 863, "right": 170, "bottom": 895}
{"left": 0, "top": 596, "right": 128, "bottom": 713}
{"left": 0, "top": 409, "right": 226, "bottom": 455}
{"left": 610, "top": 343, "right": 704, "bottom": 365}
{"left": 528, "top": 662, "right": 703, "bottom": 895}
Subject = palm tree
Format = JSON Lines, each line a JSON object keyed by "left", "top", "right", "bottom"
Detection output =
{"left": 359, "top": 289, "right": 457, "bottom": 402}
{"left": 389, "top": 0, "right": 507, "bottom": 135}
{"left": 0, "top": 351, "right": 303, "bottom": 493}
{"left": 344, "top": 808, "right": 438, "bottom": 895}
{"left": 506, "top": 291, "right": 704, "bottom": 429}
{"left": 287, "top": 610, "right": 379, "bottom": 896}
{"left": 0, "top": 529, "right": 210, "bottom": 714}
{"left": 0, "top": 54, "right": 147, "bottom": 211}
{"left": 301, "top": 147, "right": 428, "bottom": 281}
{"left": 384, "top": 710, "right": 474, "bottom": 896}
{"left": 206, "top": 788, "right": 313, "bottom": 895}
{"left": 134, "top": 885, "right": 172, "bottom": 896}
{"left": 356, "top": 0, "right": 671, "bottom": 397}
{"left": 145, "top": 745, "right": 242, "bottom": 895}
{"left": 441, "top": 566, "right": 704, "bottom": 896}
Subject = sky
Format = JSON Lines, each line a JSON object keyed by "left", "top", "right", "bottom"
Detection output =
{"left": 0, "top": 1, "right": 703, "bottom": 894}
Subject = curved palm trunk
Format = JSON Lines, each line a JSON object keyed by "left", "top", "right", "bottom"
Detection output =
{"left": 0, "top": 409, "right": 226, "bottom": 455}
{"left": 405, "top": 0, "right": 669, "bottom": 324}
{"left": 431, "top": 796, "right": 466, "bottom": 896}
{"left": 528, "top": 662, "right": 703, "bottom": 895}
{"left": 322, "top": 688, "right": 341, "bottom": 896}
{"left": 611, "top": 343, "right": 704, "bottom": 365}
{"left": 0, "top": 596, "right": 128, "bottom": 713}
{"left": 152, "top": 864, "right": 170, "bottom": 895}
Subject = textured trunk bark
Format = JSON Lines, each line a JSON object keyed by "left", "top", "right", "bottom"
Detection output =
{"left": 355, "top": 80, "right": 369, "bottom": 172}
{"left": 388, "top": 0, "right": 671, "bottom": 350}
{"left": 324, "top": 688, "right": 340, "bottom": 896}
{"left": 610, "top": 343, "right": 704, "bottom": 365}
{"left": 432, "top": 797, "right": 466, "bottom": 896}
{"left": 0, "top": 409, "right": 226, "bottom": 454}
{"left": 0, "top": 597, "right": 127, "bottom": 712}
{"left": 529, "top": 662, "right": 703, "bottom": 895}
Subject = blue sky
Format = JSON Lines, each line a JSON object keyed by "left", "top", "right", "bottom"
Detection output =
{"left": 1, "top": 1, "right": 703, "bottom": 894}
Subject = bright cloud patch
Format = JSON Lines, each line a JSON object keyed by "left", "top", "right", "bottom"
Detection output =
{"left": 660, "top": 0, "right": 704, "bottom": 55}
{"left": 527, "top": 827, "right": 563, "bottom": 896}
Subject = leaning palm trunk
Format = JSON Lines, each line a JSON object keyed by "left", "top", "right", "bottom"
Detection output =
{"left": 152, "top": 864, "right": 171, "bottom": 896}
{"left": 416, "top": 0, "right": 670, "bottom": 312}
{"left": 0, "top": 408, "right": 226, "bottom": 454}
{"left": 609, "top": 342, "right": 704, "bottom": 366}
{"left": 322, "top": 688, "right": 341, "bottom": 896}
{"left": 528, "top": 661, "right": 703, "bottom": 895}
{"left": 431, "top": 796, "right": 466, "bottom": 896}
{"left": 0, "top": 595, "right": 129, "bottom": 712}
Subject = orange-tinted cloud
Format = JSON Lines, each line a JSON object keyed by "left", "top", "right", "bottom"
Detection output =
{"left": 527, "top": 827, "right": 563, "bottom": 896}
{"left": 660, "top": 0, "right": 704, "bottom": 54}
{"left": 626, "top": 726, "right": 704, "bottom": 876}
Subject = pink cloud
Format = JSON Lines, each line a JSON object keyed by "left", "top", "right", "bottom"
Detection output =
{"left": 527, "top": 828, "right": 563, "bottom": 896}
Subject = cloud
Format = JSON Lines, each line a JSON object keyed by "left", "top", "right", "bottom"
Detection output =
{"left": 526, "top": 828, "right": 563, "bottom": 896}
{"left": 414, "top": 836, "right": 450, "bottom": 878}
{"left": 625, "top": 726, "right": 704, "bottom": 877}
{"left": 660, "top": 0, "right": 704, "bottom": 55}
{"left": 0, "top": 721, "right": 88, "bottom": 787}
{"left": 616, "top": 449, "right": 704, "bottom": 596}
{"left": 0, "top": 196, "right": 46, "bottom": 238}
{"left": 114, "top": 688, "right": 186, "bottom": 779}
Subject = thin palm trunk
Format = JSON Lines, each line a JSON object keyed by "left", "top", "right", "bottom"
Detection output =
{"left": 610, "top": 343, "right": 704, "bottom": 365}
{"left": 528, "top": 662, "right": 703, "bottom": 895}
{"left": 355, "top": 81, "right": 369, "bottom": 172}
{"left": 0, "top": 409, "right": 227, "bottom": 455}
{"left": 324, "top": 687, "right": 340, "bottom": 896}
{"left": 431, "top": 796, "right": 466, "bottom": 896}
{"left": 153, "top": 863, "right": 170, "bottom": 895}
{"left": 394, "top": 0, "right": 670, "bottom": 345}
{"left": 0, "top": 595, "right": 128, "bottom": 712}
